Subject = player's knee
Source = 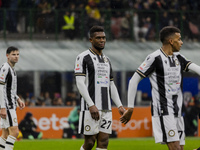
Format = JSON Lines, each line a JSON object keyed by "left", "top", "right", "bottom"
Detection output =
{"left": 14, "top": 130, "right": 19, "bottom": 138}
{"left": 86, "top": 140, "right": 95, "bottom": 148}
{"left": 97, "top": 137, "right": 108, "bottom": 148}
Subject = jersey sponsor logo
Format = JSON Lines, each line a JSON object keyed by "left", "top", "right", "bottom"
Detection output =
{"left": 168, "top": 130, "right": 175, "bottom": 137}
{"left": 75, "top": 68, "right": 80, "bottom": 70}
{"left": 0, "top": 77, "right": 4, "bottom": 80}
{"left": 97, "top": 81, "right": 108, "bottom": 85}
{"left": 85, "top": 125, "right": 91, "bottom": 131}
{"left": 139, "top": 67, "right": 143, "bottom": 70}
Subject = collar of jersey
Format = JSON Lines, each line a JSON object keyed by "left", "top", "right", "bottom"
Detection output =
{"left": 160, "top": 47, "right": 173, "bottom": 58}
{"left": 89, "top": 48, "right": 104, "bottom": 57}
{"left": 89, "top": 48, "right": 97, "bottom": 55}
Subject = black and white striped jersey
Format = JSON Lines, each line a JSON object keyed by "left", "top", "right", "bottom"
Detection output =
{"left": 0, "top": 62, "right": 18, "bottom": 109}
{"left": 74, "top": 48, "right": 113, "bottom": 111}
{"left": 136, "top": 48, "right": 192, "bottom": 117}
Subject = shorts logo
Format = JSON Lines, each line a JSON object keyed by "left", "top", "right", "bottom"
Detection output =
{"left": 168, "top": 130, "right": 175, "bottom": 137}
{"left": 85, "top": 125, "right": 91, "bottom": 131}
{"left": 13, "top": 118, "right": 17, "bottom": 123}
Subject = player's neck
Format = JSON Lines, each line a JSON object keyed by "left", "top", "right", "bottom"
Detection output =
{"left": 91, "top": 48, "right": 102, "bottom": 55}
{"left": 161, "top": 45, "right": 173, "bottom": 56}
{"left": 7, "top": 61, "right": 15, "bottom": 68}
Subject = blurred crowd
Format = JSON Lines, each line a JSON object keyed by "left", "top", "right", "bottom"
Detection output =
{"left": 0, "top": 0, "right": 200, "bottom": 41}
{"left": 18, "top": 91, "right": 79, "bottom": 107}
{"left": 183, "top": 92, "right": 200, "bottom": 136}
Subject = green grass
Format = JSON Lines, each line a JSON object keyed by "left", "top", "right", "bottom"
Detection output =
{"left": 14, "top": 137, "right": 200, "bottom": 150}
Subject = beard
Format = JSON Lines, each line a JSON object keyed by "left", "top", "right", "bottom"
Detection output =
{"left": 94, "top": 44, "right": 104, "bottom": 52}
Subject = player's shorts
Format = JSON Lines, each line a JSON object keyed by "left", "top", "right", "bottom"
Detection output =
{"left": 78, "top": 110, "right": 112, "bottom": 135}
{"left": 1, "top": 109, "right": 18, "bottom": 129}
{"left": 152, "top": 115, "right": 185, "bottom": 145}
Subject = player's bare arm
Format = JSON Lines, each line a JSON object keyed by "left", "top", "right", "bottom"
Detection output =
{"left": 120, "top": 108, "right": 133, "bottom": 124}
{"left": 89, "top": 105, "right": 100, "bottom": 121}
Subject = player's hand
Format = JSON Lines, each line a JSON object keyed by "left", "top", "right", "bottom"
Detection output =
{"left": 0, "top": 108, "right": 7, "bottom": 119}
{"left": 120, "top": 108, "right": 133, "bottom": 124}
{"left": 89, "top": 105, "right": 100, "bottom": 121}
{"left": 118, "top": 106, "right": 126, "bottom": 116}
{"left": 17, "top": 98, "right": 25, "bottom": 110}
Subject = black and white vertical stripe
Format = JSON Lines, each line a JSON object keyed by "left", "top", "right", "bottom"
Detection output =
{"left": 137, "top": 49, "right": 191, "bottom": 117}
{"left": 74, "top": 49, "right": 113, "bottom": 111}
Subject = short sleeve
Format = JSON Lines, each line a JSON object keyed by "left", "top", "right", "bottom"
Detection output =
{"left": 176, "top": 54, "right": 192, "bottom": 72}
{"left": 136, "top": 54, "right": 156, "bottom": 78}
{"left": 0, "top": 64, "right": 9, "bottom": 85}
{"left": 74, "top": 54, "right": 86, "bottom": 76}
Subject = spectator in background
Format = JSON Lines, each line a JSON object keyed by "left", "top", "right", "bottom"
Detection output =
{"left": 65, "top": 92, "right": 77, "bottom": 106}
{"left": 85, "top": 0, "right": 103, "bottom": 37}
{"left": 36, "top": 92, "right": 45, "bottom": 106}
{"left": 62, "top": 11, "right": 75, "bottom": 40}
{"left": 44, "top": 91, "right": 52, "bottom": 106}
{"left": 120, "top": 11, "right": 130, "bottom": 39}
{"left": 184, "top": 95, "right": 200, "bottom": 136}
{"left": 19, "top": 112, "right": 43, "bottom": 140}
{"left": 159, "top": 11, "right": 170, "bottom": 30}
{"left": 52, "top": 93, "right": 64, "bottom": 106}
{"left": 36, "top": 0, "right": 52, "bottom": 34}
{"left": 8, "top": 0, "right": 18, "bottom": 33}
{"left": 67, "top": 105, "right": 80, "bottom": 138}
{"left": 29, "top": 96, "right": 37, "bottom": 106}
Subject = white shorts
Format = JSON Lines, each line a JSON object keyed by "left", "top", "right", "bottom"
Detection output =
{"left": 1, "top": 109, "right": 18, "bottom": 129}
{"left": 78, "top": 110, "right": 112, "bottom": 135}
{"left": 152, "top": 115, "right": 185, "bottom": 145}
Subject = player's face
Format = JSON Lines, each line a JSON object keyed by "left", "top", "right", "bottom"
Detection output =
{"left": 90, "top": 32, "right": 106, "bottom": 51}
{"left": 171, "top": 33, "right": 183, "bottom": 52}
{"left": 7, "top": 50, "right": 19, "bottom": 65}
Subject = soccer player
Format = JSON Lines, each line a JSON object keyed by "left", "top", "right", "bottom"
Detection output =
{"left": 0, "top": 46, "right": 25, "bottom": 150}
{"left": 74, "top": 26, "right": 125, "bottom": 150}
{"left": 120, "top": 26, "right": 200, "bottom": 150}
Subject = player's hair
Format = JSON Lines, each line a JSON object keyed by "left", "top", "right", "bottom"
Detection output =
{"left": 89, "top": 26, "right": 104, "bottom": 38}
{"left": 6, "top": 46, "right": 19, "bottom": 54}
{"left": 159, "top": 26, "right": 181, "bottom": 44}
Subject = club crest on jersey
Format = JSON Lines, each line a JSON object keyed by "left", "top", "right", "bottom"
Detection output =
{"left": 147, "top": 56, "right": 150, "bottom": 61}
{"left": 104, "top": 57, "right": 108, "bottom": 63}
{"left": 165, "top": 60, "right": 167, "bottom": 64}
{"left": 168, "top": 130, "right": 175, "bottom": 137}
{"left": 175, "top": 59, "right": 179, "bottom": 66}
{"left": 77, "top": 57, "right": 80, "bottom": 60}
{"left": 93, "top": 57, "right": 96, "bottom": 60}
{"left": 85, "top": 125, "right": 91, "bottom": 131}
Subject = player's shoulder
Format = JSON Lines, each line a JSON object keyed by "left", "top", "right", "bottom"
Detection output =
{"left": 0, "top": 62, "right": 10, "bottom": 71}
{"left": 76, "top": 49, "right": 90, "bottom": 58}
{"left": 144, "top": 49, "right": 160, "bottom": 61}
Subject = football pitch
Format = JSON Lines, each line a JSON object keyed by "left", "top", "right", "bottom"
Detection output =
{"left": 15, "top": 137, "right": 200, "bottom": 150}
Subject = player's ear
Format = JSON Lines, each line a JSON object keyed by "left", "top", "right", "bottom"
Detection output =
{"left": 168, "top": 38, "right": 173, "bottom": 45}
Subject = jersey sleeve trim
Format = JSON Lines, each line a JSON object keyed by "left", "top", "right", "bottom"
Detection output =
{"left": 184, "top": 61, "right": 192, "bottom": 71}
{"left": 0, "top": 81, "right": 5, "bottom": 85}
{"left": 110, "top": 78, "right": 114, "bottom": 81}
{"left": 75, "top": 73, "right": 86, "bottom": 76}
{"left": 136, "top": 70, "right": 146, "bottom": 78}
